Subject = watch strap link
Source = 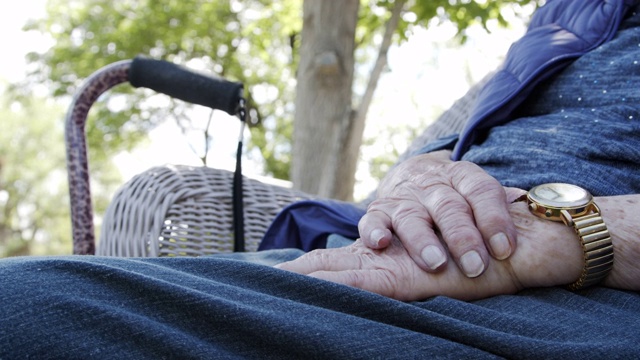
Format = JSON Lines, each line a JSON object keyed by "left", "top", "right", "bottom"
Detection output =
{"left": 568, "top": 212, "right": 614, "bottom": 290}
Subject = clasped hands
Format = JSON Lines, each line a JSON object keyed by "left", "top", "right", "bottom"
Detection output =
{"left": 277, "top": 150, "right": 582, "bottom": 301}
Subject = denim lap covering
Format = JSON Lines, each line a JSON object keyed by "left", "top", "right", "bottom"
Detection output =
{"left": 1, "top": 254, "right": 639, "bottom": 358}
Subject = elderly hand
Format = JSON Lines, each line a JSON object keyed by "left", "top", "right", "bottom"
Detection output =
{"left": 359, "top": 150, "right": 521, "bottom": 278}
{"left": 276, "top": 202, "right": 584, "bottom": 302}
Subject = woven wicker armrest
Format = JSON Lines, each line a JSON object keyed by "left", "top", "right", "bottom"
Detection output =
{"left": 98, "top": 165, "right": 314, "bottom": 257}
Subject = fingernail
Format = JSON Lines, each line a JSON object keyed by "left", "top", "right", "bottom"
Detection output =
{"left": 460, "top": 250, "right": 485, "bottom": 278}
{"left": 489, "top": 232, "right": 511, "bottom": 260}
{"left": 370, "top": 229, "right": 385, "bottom": 247}
{"left": 421, "top": 245, "right": 447, "bottom": 270}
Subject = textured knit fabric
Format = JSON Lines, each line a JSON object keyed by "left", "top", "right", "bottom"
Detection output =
{"left": 461, "top": 12, "right": 640, "bottom": 196}
{"left": 452, "top": 0, "right": 639, "bottom": 159}
{"left": 1, "top": 253, "right": 639, "bottom": 359}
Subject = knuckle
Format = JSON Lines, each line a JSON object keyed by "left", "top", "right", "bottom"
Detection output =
{"left": 444, "top": 224, "right": 478, "bottom": 247}
{"left": 367, "top": 198, "right": 401, "bottom": 213}
{"left": 366, "top": 198, "right": 385, "bottom": 212}
{"left": 306, "top": 249, "right": 332, "bottom": 267}
{"left": 389, "top": 204, "right": 426, "bottom": 230}
{"left": 450, "top": 162, "right": 503, "bottom": 197}
{"left": 429, "top": 191, "right": 468, "bottom": 215}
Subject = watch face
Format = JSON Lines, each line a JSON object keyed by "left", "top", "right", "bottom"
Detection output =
{"left": 528, "top": 183, "right": 592, "bottom": 208}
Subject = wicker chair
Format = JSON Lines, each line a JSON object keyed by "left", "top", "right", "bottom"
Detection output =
{"left": 65, "top": 58, "right": 487, "bottom": 257}
{"left": 98, "top": 165, "right": 314, "bottom": 256}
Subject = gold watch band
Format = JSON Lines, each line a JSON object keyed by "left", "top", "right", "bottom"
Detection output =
{"left": 567, "top": 210, "right": 614, "bottom": 290}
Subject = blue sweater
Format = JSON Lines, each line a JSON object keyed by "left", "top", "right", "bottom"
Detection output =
{"left": 452, "top": 0, "right": 638, "bottom": 159}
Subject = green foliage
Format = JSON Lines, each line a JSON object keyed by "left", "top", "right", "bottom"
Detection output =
{"left": 1, "top": 0, "right": 541, "bottom": 255}
{"left": 369, "top": 0, "right": 540, "bottom": 42}
{"left": 19, "top": 0, "right": 302, "bottom": 179}
{"left": 0, "top": 89, "right": 119, "bottom": 256}
{"left": 19, "top": 0, "right": 539, "bottom": 182}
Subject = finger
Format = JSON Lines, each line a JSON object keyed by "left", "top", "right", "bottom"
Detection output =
{"left": 468, "top": 188, "right": 516, "bottom": 260}
{"left": 309, "top": 269, "right": 409, "bottom": 301}
{"left": 388, "top": 201, "right": 449, "bottom": 272}
{"left": 274, "top": 247, "right": 361, "bottom": 275}
{"left": 364, "top": 197, "right": 450, "bottom": 273}
{"left": 420, "top": 184, "right": 488, "bottom": 278}
{"left": 358, "top": 208, "right": 394, "bottom": 249}
{"left": 452, "top": 163, "right": 518, "bottom": 260}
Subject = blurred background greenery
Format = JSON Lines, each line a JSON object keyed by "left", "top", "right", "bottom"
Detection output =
{"left": 0, "top": 0, "right": 540, "bottom": 257}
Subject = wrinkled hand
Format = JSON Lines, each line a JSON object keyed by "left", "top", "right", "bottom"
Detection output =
{"left": 276, "top": 203, "right": 583, "bottom": 302}
{"left": 360, "top": 150, "right": 520, "bottom": 278}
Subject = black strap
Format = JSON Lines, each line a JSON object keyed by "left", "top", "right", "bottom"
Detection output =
{"left": 232, "top": 99, "right": 247, "bottom": 252}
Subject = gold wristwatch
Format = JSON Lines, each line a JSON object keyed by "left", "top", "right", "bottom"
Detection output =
{"left": 516, "top": 183, "right": 614, "bottom": 290}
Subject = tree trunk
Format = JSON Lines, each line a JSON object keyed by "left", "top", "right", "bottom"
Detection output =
{"left": 292, "top": 0, "right": 405, "bottom": 201}
{"left": 291, "top": 0, "right": 359, "bottom": 200}
{"left": 341, "top": 0, "right": 406, "bottom": 201}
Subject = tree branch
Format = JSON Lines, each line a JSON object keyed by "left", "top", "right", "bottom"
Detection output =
{"left": 355, "top": 0, "right": 405, "bottom": 129}
{"left": 336, "top": 0, "right": 406, "bottom": 200}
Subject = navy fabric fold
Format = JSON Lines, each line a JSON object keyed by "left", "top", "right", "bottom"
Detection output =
{"left": 258, "top": 200, "right": 364, "bottom": 251}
